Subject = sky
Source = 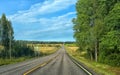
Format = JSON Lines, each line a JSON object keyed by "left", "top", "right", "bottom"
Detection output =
{"left": 0, "top": 0, "right": 77, "bottom": 41}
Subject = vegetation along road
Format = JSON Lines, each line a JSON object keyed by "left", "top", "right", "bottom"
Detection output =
{"left": 0, "top": 46, "right": 95, "bottom": 75}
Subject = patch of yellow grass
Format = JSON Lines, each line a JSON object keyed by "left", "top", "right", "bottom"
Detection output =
{"left": 27, "top": 44, "right": 60, "bottom": 54}
{"left": 0, "top": 45, "right": 4, "bottom": 51}
{"left": 39, "top": 47, "right": 57, "bottom": 53}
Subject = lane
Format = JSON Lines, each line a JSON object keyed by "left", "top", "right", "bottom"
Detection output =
{"left": 29, "top": 47, "right": 88, "bottom": 75}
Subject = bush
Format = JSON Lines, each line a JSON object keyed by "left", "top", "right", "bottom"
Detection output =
{"left": 104, "top": 54, "right": 120, "bottom": 66}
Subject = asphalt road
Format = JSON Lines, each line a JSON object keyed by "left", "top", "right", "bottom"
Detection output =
{"left": 0, "top": 46, "right": 89, "bottom": 75}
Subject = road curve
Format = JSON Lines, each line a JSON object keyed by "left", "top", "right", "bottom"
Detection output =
{"left": 0, "top": 46, "right": 91, "bottom": 75}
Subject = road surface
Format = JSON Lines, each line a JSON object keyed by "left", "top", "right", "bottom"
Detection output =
{"left": 0, "top": 46, "right": 91, "bottom": 75}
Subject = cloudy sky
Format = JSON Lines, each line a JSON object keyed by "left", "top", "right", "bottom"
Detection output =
{"left": 0, "top": 0, "right": 77, "bottom": 41}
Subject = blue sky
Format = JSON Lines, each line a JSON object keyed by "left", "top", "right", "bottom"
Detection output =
{"left": 0, "top": 0, "right": 77, "bottom": 41}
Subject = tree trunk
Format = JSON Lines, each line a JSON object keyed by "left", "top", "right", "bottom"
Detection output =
{"left": 95, "top": 39, "right": 99, "bottom": 62}
{"left": 90, "top": 52, "right": 93, "bottom": 61}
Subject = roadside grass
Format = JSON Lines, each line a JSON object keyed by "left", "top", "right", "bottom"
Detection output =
{"left": 66, "top": 46, "right": 120, "bottom": 75}
{"left": 0, "top": 57, "right": 28, "bottom": 66}
{"left": 65, "top": 43, "right": 77, "bottom": 47}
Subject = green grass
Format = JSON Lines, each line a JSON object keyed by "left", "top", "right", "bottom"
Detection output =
{"left": 65, "top": 43, "right": 77, "bottom": 47}
{"left": 66, "top": 47, "right": 120, "bottom": 75}
{"left": 0, "top": 57, "right": 29, "bottom": 66}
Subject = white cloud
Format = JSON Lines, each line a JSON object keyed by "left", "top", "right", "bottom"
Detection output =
{"left": 8, "top": 0, "right": 76, "bottom": 41}
{"left": 19, "top": 11, "right": 76, "bottom": 36}
{"left": 9, "top": 0, "right": 76, "bottom": 23}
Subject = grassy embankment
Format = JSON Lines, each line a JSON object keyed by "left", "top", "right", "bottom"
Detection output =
{"left": 0, "top": 44, "right": 60, "bottom": 66}
{"left": 66, "top": 45, "right": 120, "bottom": 75}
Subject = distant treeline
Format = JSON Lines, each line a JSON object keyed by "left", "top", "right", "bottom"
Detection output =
{"left": 17, "top": 40, "right": 75, "bottom": 44}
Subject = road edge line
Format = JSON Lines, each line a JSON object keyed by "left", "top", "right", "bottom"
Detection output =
{"left": 72, "top": 59, "right": 92, "bottom": 75}
{"left": 66, "top": 52, "right": 93, "bottom": 75}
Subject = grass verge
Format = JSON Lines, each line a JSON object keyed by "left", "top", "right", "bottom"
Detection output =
{"left": 66, "top": 46, "right": 120, "bottom": 75}
{"left": 0, "top": 57, "right": 30, "bottom": 66}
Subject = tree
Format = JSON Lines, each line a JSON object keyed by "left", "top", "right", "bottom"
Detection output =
{"left": 73, "top": 0, "right": 120, "bottom": 65}
{"left": 99, "top": 2, "right": 120, "bottom": 66}
{"left": 0, "top": 14, "right": 35, "bottom": 59}
{"left": 0, "top": 14, "right": 14, "bottom": 58}
{"left": 73, "top": 0, "right": 103, "bottom": 61}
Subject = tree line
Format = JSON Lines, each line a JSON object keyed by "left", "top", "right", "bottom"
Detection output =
{"left": 0, "top": 14, "right": 34, "bottom": 58}
{"left": 19, "top": 40, "right": 75, "bottom": 44}
{"left": 73, "top": 0, "right": 120, "bottom": 66}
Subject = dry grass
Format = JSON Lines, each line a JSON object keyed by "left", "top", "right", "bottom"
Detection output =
{"left": 38, "top": 47, "right": 57, "bottom": 54}
{"left": 28, "top": 44, "right": 60, "bottom": 55}
{"left": 0, "top": 45, "right": 4, "bottom": 50}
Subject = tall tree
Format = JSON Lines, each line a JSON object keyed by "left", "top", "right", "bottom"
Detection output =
{"left": 99, "top": 2, "right": 120, "bottom": 66}
{"left": 73, "top": 0, "right": 103, "bottom": 61}
{"left": 73, "top": 0, "right": 120, "bottom": 66}
{"left": 0, "top": 19, "right": 2, "bottom": 44}
{"left": 0, "top": 14, "right": 14, "bottom": 58}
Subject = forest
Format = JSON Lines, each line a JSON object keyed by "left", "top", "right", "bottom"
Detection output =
{"left": 73, "top": 0, "right": 120, "bottom": 66}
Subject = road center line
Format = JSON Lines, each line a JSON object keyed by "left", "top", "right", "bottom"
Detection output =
{"left": 23, "top": 54, "right": 59, "bottom": 75}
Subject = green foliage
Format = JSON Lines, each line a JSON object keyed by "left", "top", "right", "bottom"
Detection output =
{"left": 12, "top": 41, "right": 34, "bottom": 57}
{"left": 105, "top": 54, "right": 120, "bottom": 66}
{"left": 99, "top": 2, "right": 120, "bottom": 66}
{"left": 73, "top": 0, "right": 120, "bottom": 66}
{"left": 0, "top": 14, "right": 14, "bottom": 58}
{"left": 0, "top": 14, "right": 35, "bottom": 59}
{"left": 0, "top": 14, "right": 13, "bottom": 49}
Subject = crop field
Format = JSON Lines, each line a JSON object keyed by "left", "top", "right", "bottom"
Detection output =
{"left": 27, "top": 44, "right": 61, "bottom": 55}
{"left": 34, "top": 46, "right": 58, "bottom": 55}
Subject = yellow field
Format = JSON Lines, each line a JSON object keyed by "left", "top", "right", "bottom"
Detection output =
{"left": 38, "top": 47, "right": 58, "bottom": 54}
{"left": 27, "top": 44, "right": 61, "bottom": 55}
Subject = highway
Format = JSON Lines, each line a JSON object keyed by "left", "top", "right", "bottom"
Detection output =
{"left": 0, "top": 46, "right": 93, "bottom": 75}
